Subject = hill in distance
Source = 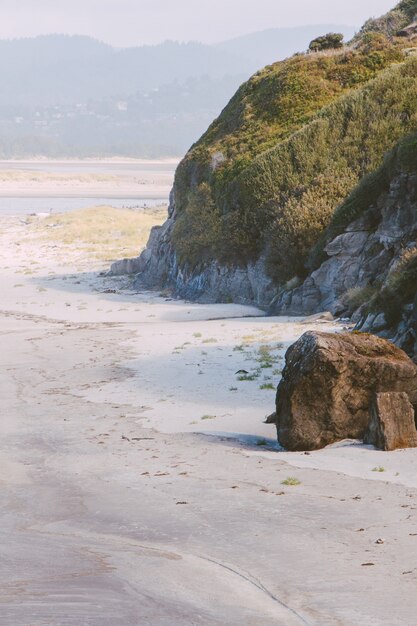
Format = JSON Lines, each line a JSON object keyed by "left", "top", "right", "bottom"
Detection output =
{"left": 0, "top": 24, "right": 357, "bottom": 157}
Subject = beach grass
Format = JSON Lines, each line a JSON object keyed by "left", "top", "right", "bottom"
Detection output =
{"left": 30, "top": 205, "right": 166, "bottom": 262}
{"left": 281, "top": 477, "right": 301, "bottom": 486}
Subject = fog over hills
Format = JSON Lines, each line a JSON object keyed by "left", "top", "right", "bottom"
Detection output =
{"left": 0, "top": 35, "right": 247, "bottom": 106}
{"left": 0, "top": 25, "right": 356, "bottom": 158}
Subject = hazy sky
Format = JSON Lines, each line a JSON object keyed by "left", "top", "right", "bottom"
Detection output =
{"left": 0, "top": 0, "right": 396, "bottom": 46}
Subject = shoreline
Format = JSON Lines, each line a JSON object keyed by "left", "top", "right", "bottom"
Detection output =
{"left": 0, "top": 160, "right": 177, "bottom": 204}
{"left": 0, "top": 191, "right": 170, "bottom": 199}
{"left": 0, "top": 156, "right": 181, "bottom": 165}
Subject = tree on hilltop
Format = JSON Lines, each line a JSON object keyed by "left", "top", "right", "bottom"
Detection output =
{"left": 309, "top": 33, "right": 344, "bottom": 52}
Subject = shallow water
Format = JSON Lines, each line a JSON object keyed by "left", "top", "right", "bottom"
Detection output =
{"left": 0, "top": 159, "right": 177, "bottom": 215}
{"left": 0, "top": 160, "right": 177, "bottom": 176}
{"left": 0, "top": 196, "right": 167, "bottom": 216}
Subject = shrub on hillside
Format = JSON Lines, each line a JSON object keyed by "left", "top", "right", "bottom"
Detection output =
{"left": 341, "top": 286, "right": 379, "bottom": 314}
{"left": 360, "top": 0, "right": 417, "bottom": 36}
{"left": 309, "top": 33, "right": 344, "bottom": 52}
{"left": 371, "top": 247, "right": 417, "bottom": 325}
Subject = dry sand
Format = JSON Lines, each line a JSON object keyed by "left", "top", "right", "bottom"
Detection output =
{"left": 1, "top": 209, "right": 417, "bottom": 625}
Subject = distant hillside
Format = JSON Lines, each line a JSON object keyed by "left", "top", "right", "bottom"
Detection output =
{"left": 0, "top": 35, "right": 248, "bottom": 107}
{"left": 0, "top": 26, "right": 359, "bottom": 158}
{"left": 0, "top": 74, "right": 246, "bottom": 158}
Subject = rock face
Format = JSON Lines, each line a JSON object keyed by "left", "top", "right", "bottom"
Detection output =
{"left": 398, "top": 21, "right": 417, "bottom": 38}
{"left": 109, "top": 190, "right": 275, "bottom": 306}
{"left": 364, "top": 392, "right": 417, "bottom": 451}
{"left": 109, "top": 20, "right": 417, "bottom": 317}
{"left": 271, "top": 331, "right": 417, "bottom": 451}
{"left": 271, "top": 144, "right": 417, "bottom": 360}
{"left": 108, "top": 32, "right": 417, "bottom": 359}
{"left": 271, "top": 171, "right": 417, "bottom": 318}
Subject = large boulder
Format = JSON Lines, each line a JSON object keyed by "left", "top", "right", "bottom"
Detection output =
{"left": 271, "top": 331, "right": 417, "bottom": 451}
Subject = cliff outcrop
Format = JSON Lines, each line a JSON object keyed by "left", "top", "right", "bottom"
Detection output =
{"left": 271, "top": 135, "right": 417, "bottom": 358}
{"left": 110, "top": 1, "right": 417, "bottom": 355}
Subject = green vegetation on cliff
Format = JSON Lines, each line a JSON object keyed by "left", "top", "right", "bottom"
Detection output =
{"left": 360, "top": 0, "right": 417, "bottom": 35}
{"left": 316, "top": 132, "right": 417, "bottom": 326}
{"left": 171, "top": 0, "right": 417, "bottom": 285}
{"left": 375, "top": 247, "right": 417, "bottom": 325}
{"left": 313, "top": 133, "right": 417, "bottom": 262}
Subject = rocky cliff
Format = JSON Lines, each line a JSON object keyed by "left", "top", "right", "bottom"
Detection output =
{"left": 271, "top": 135, "right": 417, "bottom": 358}
{"left": 111, "top": 1, "right": 417, "bottom": 353}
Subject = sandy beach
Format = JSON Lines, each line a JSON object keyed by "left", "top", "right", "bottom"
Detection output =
{"left": 1, "top": 209, "right": 417, "bottom": 625}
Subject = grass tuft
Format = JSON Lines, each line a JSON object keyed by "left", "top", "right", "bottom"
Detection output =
{"left": 260, "top": 383, "right": 275, "bottom": 390}
{"left": 281, "top": 477, "right": 301, "bottom": 486}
